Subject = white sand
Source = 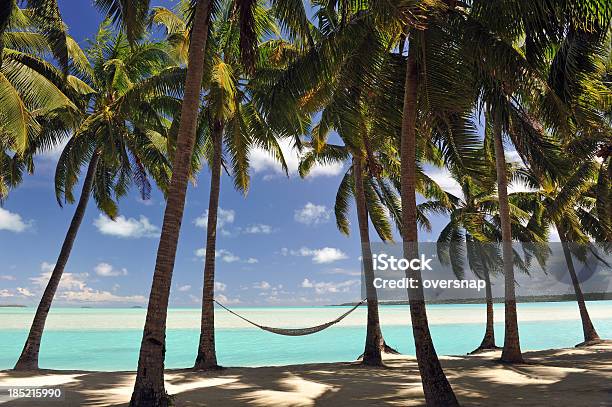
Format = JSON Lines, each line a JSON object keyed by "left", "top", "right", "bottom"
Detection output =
{"left": 1, "top": 343, "right": 611, "bottom": 406}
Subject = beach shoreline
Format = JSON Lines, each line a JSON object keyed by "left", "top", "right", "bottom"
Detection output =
{"left": 2, "top": 342, "right": 611, "bottom": 406}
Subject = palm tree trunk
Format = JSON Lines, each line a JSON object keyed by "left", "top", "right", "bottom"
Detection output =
{"left": 130, "top": 1, "right": 213, "bottom": 405}
{"left": 492, "top": 116, "right": 523, "bottom": 363}
{"left": 557, "top": 227, "right": 600, "bottom": 345}
{"left": 401, "top": 38, "right": 459, "bottom": 406}
{"left": 353, "top": 157, "right": 383, "bottom": 366}
{"left": 473, "top": 268, "right": 497, "bottom": 352}
{"left": 14, "top": 151, "right": 100, "bottom": 370}
{"left": 194, "top": 120, "right": 223, "bottom": 370}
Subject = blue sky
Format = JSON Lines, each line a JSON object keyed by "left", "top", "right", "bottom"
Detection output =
{"left": 0, "top": 1, "right": 524, "bottom": 307}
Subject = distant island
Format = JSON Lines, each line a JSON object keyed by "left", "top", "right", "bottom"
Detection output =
{"left": 337, "top": 292, "right": 612, "bottom": 306}
{"left": 0, "top": 305, "right": 27, "bottom": 308}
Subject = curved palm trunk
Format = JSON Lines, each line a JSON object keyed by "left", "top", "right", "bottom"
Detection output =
{"left": 14, "top": 151, "right": 100, "bottom": 370}
{"left": 353, "top": 157, "right": 384, "bottom": 366}
{"left": 130, "top": 1, "right": 213, "bottom": 405}
{"left": 472, "top": 268, "right": 497, "bottom": 352}
{"left": 401, "top": 39, "right": 459, "bottom": 406}
{"left": 194, "top": 120, "right": 223, "bottom": 370}
{"left": 492, "top": 117, "right": 523, "bottom": 363}
{"left": 557, "top": 230, "right": 600, "bottom": 345}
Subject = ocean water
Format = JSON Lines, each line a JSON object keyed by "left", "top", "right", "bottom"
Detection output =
{"left": 1, "top": 301, "right": 611, "bottom": 371}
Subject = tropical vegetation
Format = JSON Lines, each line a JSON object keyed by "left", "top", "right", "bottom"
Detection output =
{"left": 0, "top": 0, "right": 610, "bottom": 406}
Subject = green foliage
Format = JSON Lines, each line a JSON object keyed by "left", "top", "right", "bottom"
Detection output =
{"left": 50, "top": 24, "right": 175, "bottom": 216}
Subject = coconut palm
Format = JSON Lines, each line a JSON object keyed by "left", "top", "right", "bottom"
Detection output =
{"left": 278, "top": 2, "right": 480, "bottom": 402}
{"left": 0, "top": 4, "right": 89, "bottom": 199}
{"left": 431, "top": 171, "right": 504, "bottom": 352}
{"left": 130, "top": 0, "right": 312, "bottom": 403}
{"left": 153, "top": 0, "right": 297, "bottom": 370}
{"left": 300, "top": 139, "right": 399, "bottom": 366}
{"left": 432, "top": 159, "right": 548, "bottom": 353}
{"left": 295, "top": 18, "right": 459, "bottom": 361}
{"left": 391, "top": 5, "right": 482, "bottom": 404}
{"left": 513, "top": 157, "right": 610, "bottom": 346}
{"left": 463, "top": 0, "right": 612, "bottom": 364}
{"left": 291, "top": 5, "right": 401, "bottom": 366}
{"left": 198, "top": 4, "right": 295, "bottom": 371}
{"left": 13, "top": 23, "right": 176, "bottom": 370}
{"left": 300, "top": 136, "right": 453, "bottom": 364}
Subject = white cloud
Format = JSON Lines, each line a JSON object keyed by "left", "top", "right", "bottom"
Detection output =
{"left": 195, "top": 248, "right": 257, "bottom": 264}
{"left": 215, "top": 282, "right": 227, "bottom": 292}
{"left": 0, "top": 275, "right": 16, "bottom": 281}
{"left": 286, "top": 247, "right": 348, "bottom": 264}
{"left": 323, "top": 268, "right": 361, "bottom": 277}
{"left": 16, "top": 287, "right": 34, "bottom": 297}
{"left": 31, "top": 269, "right": 87, "bottom": 291}
{"left": 178, "top": 285, "right": 191, "bottom": 292}
{"left": 94, "top": 214, "right": 160, "bottom": 238}
{"left": 59, "top": 289, "right": 146, "bottom": 303}
{"left": 39, "top": 137, "right": 69, "bottom": 161}
{"left": 301, "top": 278, "right": 359, "bottom": 294}
{"left": 194, "top": 208, "right": 235, "bottom": 229}
{"left": 0, "top": 289, "right": 13, "bottom": 297}
{"left": 253, "top": 281, "right": 271, "bottom": 290}
{"left": 243, "top": 224, "right": 273, "bottom": 234}
{"left": 217, "top": 249, "right": 240, "bottom": 263}
{"left": 310, "top": 248, "right": 347, "bottom": 263}
{"left": 505, "top": 150, "right": 522, "bottom": 164}
{"left": 0, "top": 208, "right": 31, "bottom": 233}
{"left": 426, "top": 168, "right": 463, "bottom": 198}
{"left": 41, "top": 262, "right": 55, "bottom": 273}
{"left": 94, "top": 262, "right": 128, "bottom": 277}
{"left": 30, "top": 265, "right": 144, "bottom": 304}
{"left": 249, "top": 139, "right": 344, "bottom": 179}
{"left": 216, "top": 294, "right": 240, "bottom": 305}
{"left": 294, "top": 203, "right": 331, "bottom": 225}
{"left": 425, "top": 161, "right": 534, "bottom": 198}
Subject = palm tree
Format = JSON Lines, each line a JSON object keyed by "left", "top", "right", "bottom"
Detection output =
{"left": 297, "top": 58, "right": 456, "bottom": 364}
{"left": 0, "top": 4, "right": 88, "bottom": 199}
{"left": 194, "top": 3, "right": 292, "bottom": 370}
{"left": 130, "top": 0, "right": 312, "bottom": 403}
{"left": 293, "top": 6, "right": 402, "bottom": 365}
{"left": 515, "top": 159, "right": 609, "bottom": 345}
{"left": 153, "top": 0, "right": 297, "bottom": 369}
{"left": 130, "top": 0, "right": 213, "bottom": 403}
{"left": 280, "top": 1, "right": 479, "bottom": 402}
{"left": 14, "top": 23, "right": 175, "bottom": 370}
{"left": 395, "top": 5, "right": 483, "bottom": 403}
{"left": 432, "top": 172, "right": 503, "bottom": 352}
{"left": 300, "top": 142, "right": 398, "bottom": 365}
{"left": 432, "top": 163, "right": 545, "bottom": 353}
{"left": 463, "top": 0, "right": 612, "bottom": 364}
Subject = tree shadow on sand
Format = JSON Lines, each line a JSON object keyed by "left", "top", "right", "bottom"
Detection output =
{"left": 1, "top": 344, "right": 611, "bottom": 406}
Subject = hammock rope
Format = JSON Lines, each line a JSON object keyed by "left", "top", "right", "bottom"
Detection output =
{"left": 214, "top": 298, "right": 367, "bottom": 336}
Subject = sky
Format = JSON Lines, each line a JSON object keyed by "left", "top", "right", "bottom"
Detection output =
{"left": 0, "top": 1, "right": 534, "bottom": 308}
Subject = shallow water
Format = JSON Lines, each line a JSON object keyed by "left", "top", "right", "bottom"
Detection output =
{"left": 1, "top": 301, "right": 611, "bottom": 371}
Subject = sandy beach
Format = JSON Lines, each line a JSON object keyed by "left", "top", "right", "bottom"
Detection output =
{"left": 1, "top": 342, "right": 611, "bottom": 406}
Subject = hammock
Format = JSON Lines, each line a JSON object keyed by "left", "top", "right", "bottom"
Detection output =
{"left": 214, "top": 298, "right": 367, "bottom": 336}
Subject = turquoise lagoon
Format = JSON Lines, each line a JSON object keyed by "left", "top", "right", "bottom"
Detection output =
{"left": 1, "top": 301, "right": 611, "bottom": 371}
